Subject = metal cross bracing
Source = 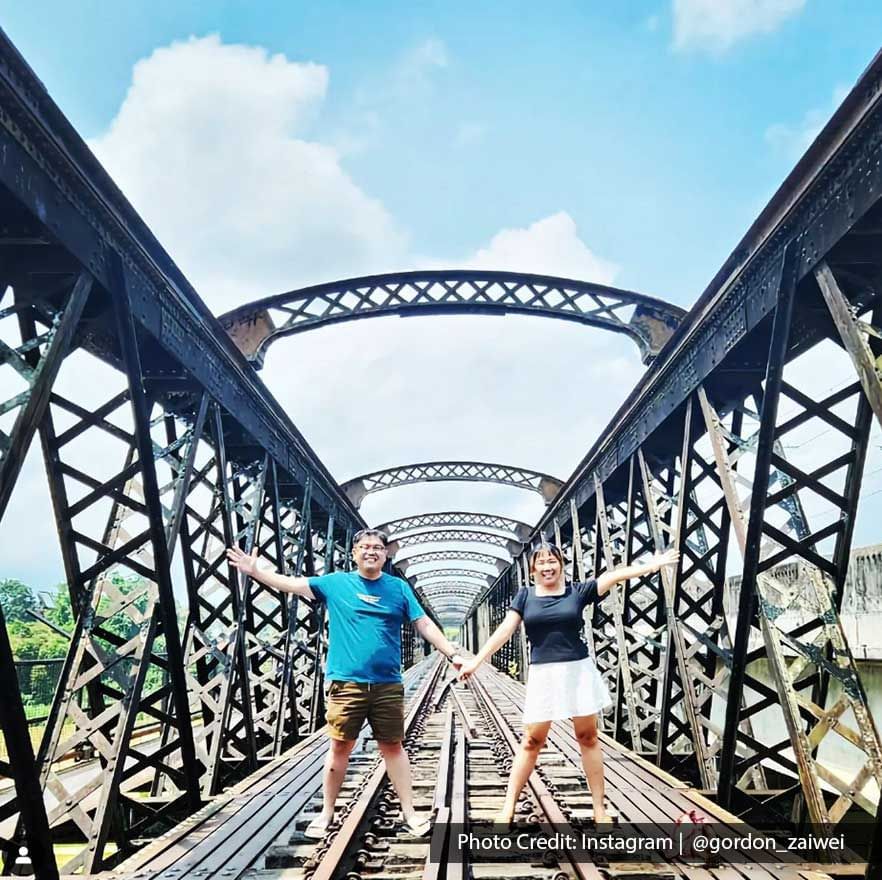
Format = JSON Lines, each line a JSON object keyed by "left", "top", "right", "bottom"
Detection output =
{"left": 218, "top": 269, "right": 686, "bottom": 368}
{"left": 464, "top": 52, "right": 882, "bottom": 836}
{"left": 376, "top": 510, "right": 532, "bottom": 540}
{"left": 341, "top": 460, "right": 564, "bottom": 508}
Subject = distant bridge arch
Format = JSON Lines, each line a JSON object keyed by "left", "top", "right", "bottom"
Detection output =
{"left": 219, "top": 270, "right": 685, "bottom": 367}
{"left": 377, "top": 511, "right": 532, "bottom": 540}
{"left": 342, "top": 460, "right": 563, "bottom": 508}
{"left": 391, "top": 528, "right": 522, "bottom": 554}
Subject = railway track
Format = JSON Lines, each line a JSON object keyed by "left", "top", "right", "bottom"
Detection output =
{"left": 260, "top": 663, "right": 832, "bottom": 880}
{"left": 103, "top": 659, "right": 838, "bottom": 880}
{"left": 256, "top": 666, "right": 606, "bottom": 880}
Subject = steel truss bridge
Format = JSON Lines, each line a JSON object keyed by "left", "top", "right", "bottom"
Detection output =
{"left": 0, "top": 25, "right": 881, "bottom": 880}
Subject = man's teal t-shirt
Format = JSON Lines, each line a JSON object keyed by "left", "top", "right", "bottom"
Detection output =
{"left": 308, "top": 571, "right": 425, "bottom": 683}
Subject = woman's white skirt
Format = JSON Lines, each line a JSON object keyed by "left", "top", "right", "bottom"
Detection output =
{"left": 522, "top": 657, "right": 612, "bottom": 724}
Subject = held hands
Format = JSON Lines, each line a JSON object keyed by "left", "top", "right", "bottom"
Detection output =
{"left": 649, "top": 548, "right": 680, "bottom": 572}
{"left": 225, "top": 545, "right": 260, "bottom": 578}
{"left": 457, "top": 658, "right": 480, "bottom": 682}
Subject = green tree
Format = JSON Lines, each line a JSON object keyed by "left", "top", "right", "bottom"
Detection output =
{"left": 0, "top": 578, "right": 38, "bottom": 622}
{"left": 45, "top": 586, "right": 74, "bottom": 630}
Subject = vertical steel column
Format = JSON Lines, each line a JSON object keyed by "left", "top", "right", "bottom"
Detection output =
{"left": 0, "top": 606, "right": 57, "bottom": 880}
{"left": 716, "top": 244, "right": 797, "bottom": 806}
{"left": 595, "top": 476, "right": 642, "bottom": 747}
{"left": 638, "top": 411, "right": 715, "bottom": 787}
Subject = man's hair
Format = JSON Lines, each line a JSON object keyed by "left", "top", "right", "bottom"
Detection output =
{"left": 352, "top": 528, "right": 389, "bottom": 547}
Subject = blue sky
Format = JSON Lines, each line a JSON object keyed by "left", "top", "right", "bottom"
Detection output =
{"left": 2, "top": 2, "right": 882, "bottom": 590}
{"left": 4, "top": 1, "right": 882, "bottom": 303}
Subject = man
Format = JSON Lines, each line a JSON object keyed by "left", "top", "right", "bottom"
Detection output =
{"left": 226, "top": 528, "right": 463, "bottom": 838}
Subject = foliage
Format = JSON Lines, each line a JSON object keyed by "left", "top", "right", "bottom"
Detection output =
{"left": 0, "top": 578, "right": 38, "bottom": 622}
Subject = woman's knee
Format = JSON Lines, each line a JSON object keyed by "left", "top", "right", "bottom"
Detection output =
{"left": 575, "top": 725, "right": 598, "bottom": 748}
{"left": 521, "top": 732, "right": 547, "bottom": 752}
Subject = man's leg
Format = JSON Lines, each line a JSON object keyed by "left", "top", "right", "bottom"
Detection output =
{"left": 377, "top": 740, "right": 416, "bottom": 820}
{"left": 370, "top": 684, "right": 426, "bottom": 827}
{"left": 321, "top": 738, "right": 357, "bottom": 822}
{"left": 315, "top": 682, "right": 368, "bottom": 828}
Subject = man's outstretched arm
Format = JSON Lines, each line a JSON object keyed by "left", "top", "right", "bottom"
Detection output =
{"left": 413, "top": 616, "right": 464, "bottom": 669}
{"left": 226, "top": 545, "right": 316, "bottom": 600}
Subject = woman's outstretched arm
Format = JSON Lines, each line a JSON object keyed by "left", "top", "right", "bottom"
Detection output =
{"left": 595, "top": 548, "right": 679, "bottom": 597}
{"left": 458, "top": 610, "right": 522, "bottom": 680}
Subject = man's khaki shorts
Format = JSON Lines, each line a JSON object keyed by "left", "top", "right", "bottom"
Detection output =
{"left": 325, "top": 680, "right": 405, "bottom": 742}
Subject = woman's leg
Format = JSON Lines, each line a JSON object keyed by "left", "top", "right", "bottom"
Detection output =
{"left": 496, "top": 721, "right": 552, "bottom": 822}
{"left": 572, "top": 714, "right": 608, "bottom": 821}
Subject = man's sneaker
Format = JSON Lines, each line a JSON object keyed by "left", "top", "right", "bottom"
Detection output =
{"left": 303, "top": 814, "right": 334, "bottom": 840}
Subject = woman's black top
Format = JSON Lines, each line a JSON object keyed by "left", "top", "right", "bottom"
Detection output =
{"left": 509, "top": 580, "right": 599, "bottom": 665}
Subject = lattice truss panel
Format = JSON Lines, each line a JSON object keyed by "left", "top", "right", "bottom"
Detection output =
{"left": 7, "top": 299, "right": 203, "bottom": 873}
{"left": 170, "top": 409, "right": 264, "bottom": 796}
{"left": 696, "top": 315, "right": 882, "bottom": 826}
{"left": 642, "top": 408, "right": 765, "bottom": 792}
{"left": 0, "top": 274, "right": 95, "bottom": 877}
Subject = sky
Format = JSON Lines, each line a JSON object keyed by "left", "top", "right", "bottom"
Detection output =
{"left": 2, "top": 0, "right": 882, "bottom": 595}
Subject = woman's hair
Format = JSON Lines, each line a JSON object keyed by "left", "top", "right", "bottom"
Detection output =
{"left": 529, "top": 543, "right": 565, "bottom": 572}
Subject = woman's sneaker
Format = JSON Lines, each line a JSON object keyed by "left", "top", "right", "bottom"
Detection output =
{"left": 303, "top": 813, "right": 334, "bottom": 840}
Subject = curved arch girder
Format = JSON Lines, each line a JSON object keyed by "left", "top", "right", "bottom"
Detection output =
{"left": 397, "top": 550, "right": 508, "bottom": 575}
{"left": 378, "top": 510, "right": 532, "bottom": 540}
{"left": 412, "top": 568, "right": 494, "bottom": 585}
{"left": 421, "top": 584, "right": 483, "bottom": 601}
{"left": 391, "top": 528, "right": 522, "bottom": 554}
{"left": 219, "top": 270, "right": 685, "bottom": 367}
{"left": 342, "top": 460, "right": 563, "bottom": 508}
{"left": 417, "top": 575, "right": 492, "bottom": 592}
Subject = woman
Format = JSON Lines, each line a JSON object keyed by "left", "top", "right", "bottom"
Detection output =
{"left": 458, "top": 543, "right": 678, "bottom": 825}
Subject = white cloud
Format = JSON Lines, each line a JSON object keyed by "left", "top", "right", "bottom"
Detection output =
{"left": 672, "top": 0, "right": 806, "bottom": 53}
{"left": 456, "top": 212, "right": 619, "bottom": 283}
{"left": 89, "top": 34, "right": 408, "bottom": 310}
{"left": 4, "top": 35, "right": 643, "bottom": 595}
{"left": 765, "top": 84, "right": 849, "bottom": 159}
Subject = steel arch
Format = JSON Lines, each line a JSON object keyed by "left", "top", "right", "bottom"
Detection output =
{"left": 377, "top": 511, "right": 532, "bottom": 540}
{"left": 417, "top": 575, "right": 493, "bottom": 592}
{"left": 421, "top": 585, "right": 484, "bottom": 601}
{"left": 397, "top": 550, "right": 508, "bottom": 575}
{"left": 418, "top": 575, "right": 488, "bottom": 591}
{"left": 219, "top": 270, "right": 685, "bottom": 367}
{"left": 342, "top": 460, "right": 563, "bottom": 508}
{"left": 412, "top": 568, "right": 495, "bottom": 585}
{"left": 390, "top": 528, "right": 523, "bottom": 554}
